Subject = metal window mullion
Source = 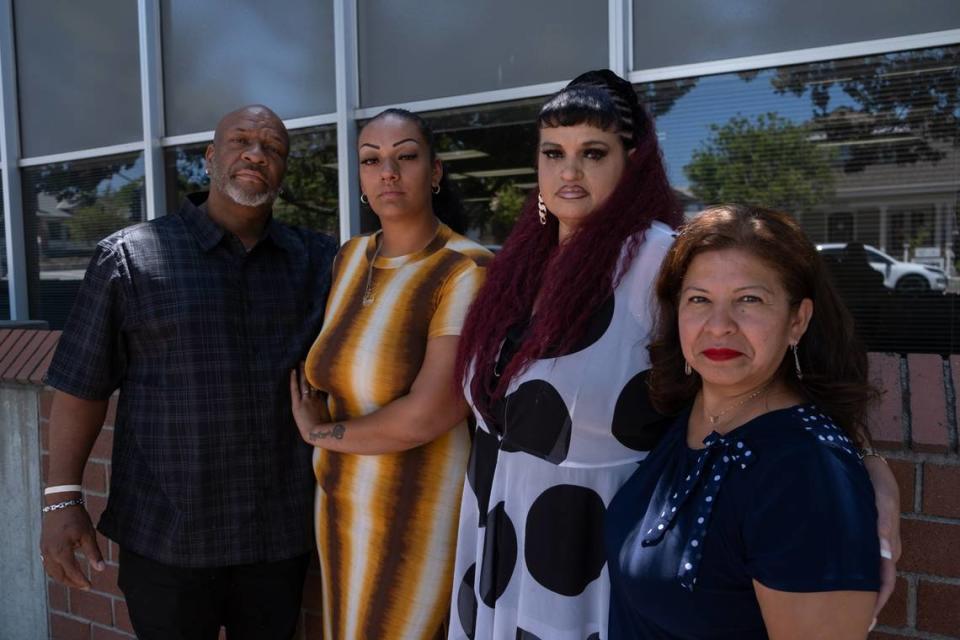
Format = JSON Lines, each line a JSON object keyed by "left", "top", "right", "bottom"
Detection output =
{"left": 333, "top": 0, "right": 360, "bottom": 242}
{"left": 609, "top": 0, "right": 631, "bottom": 77}
{"left": 0, "top": 0, "right": 30, "bottom": 320}
{"left": 18, "top": 141, "right": 145, "bottom": 167}
{"left": 138, "top": 0, "right": 166, "bottom": 220}
{"left": 628, "top": 28, "right": 960, "bottom": 84}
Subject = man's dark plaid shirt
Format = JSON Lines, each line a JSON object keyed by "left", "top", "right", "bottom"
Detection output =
{"left": 45, "top": 193, "right": 337, "bottom": 567}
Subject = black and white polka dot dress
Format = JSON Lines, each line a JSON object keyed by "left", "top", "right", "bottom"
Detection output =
{"left": 449, "top": 223, "right": 675, "bottom": 640}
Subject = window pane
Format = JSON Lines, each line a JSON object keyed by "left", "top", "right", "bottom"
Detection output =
{"left": 358, "top": 0, "right": 607, "bottom": 107}
{"left": 164, "top": 126, "right": 340, "bottom": 237}
{"left": 406, "top": 100, "right": 543, "bottom": 246}
{"left": 0, "top": 184, "right": 9, "bottom": 320}
{"left": 14, "top": 0, "right": 141, "bottom": 157}
{"left": 162, "top": 1, "right": 336, "bottom": 136}
{"left": 23, "top": 153, "right": 145, "bottom": 328}
{"left": 633, "top": 0, "right": 960, "bottom": 70}
{"left": 646, "top": 45, "right": 960, "bottom": 353}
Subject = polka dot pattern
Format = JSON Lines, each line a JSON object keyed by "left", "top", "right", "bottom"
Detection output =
{"left": 449, "top": 225, "right": 677, "bottom": 638}
{"left": 524, "top": 485, "right": 607, "bottom": 596}
{"left": 502, "top": 380, "right": 573, "bottom": 464}
{"left": 641, "top": 430, "right": 754, "bottom": 591}
{"left": 456, "top": 564, "right": 478, "bottom": 639}
{"left": 612, "top": 370, "right": 672, "bottom": 452}
{"left": 479, "top": 502, "right": 518, "bottom": 608}
{"left": 466, "top": 427, "right": 500, "bottom": 527}
{"left": 797, "top": 406, "right": 859, "bottom": 459}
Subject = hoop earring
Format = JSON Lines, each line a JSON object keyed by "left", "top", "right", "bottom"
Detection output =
{"left": 537, "top": 192, "right": 548, "bottom": 225}
{"left": 684, "top": 360, "right": 692, "bottom": 376}
{"left": 360, "top": 193, "right": 368, "bottom": 204}
{"left": 432, "top": 184, "right": 440, "bottom": 195}
{"left": 791, "top": 343, "right": 803, "bottom": 380}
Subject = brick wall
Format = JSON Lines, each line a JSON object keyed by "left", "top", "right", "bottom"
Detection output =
{"left": 30, "top": 351, "right": 960, "bottom": 639}
{"left": 868, "top": 354, "right": 960, "bottom": 639}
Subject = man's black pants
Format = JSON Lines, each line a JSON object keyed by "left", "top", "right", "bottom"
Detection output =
{"left": 117, "top": 548, "right": 311, "bottom": 640}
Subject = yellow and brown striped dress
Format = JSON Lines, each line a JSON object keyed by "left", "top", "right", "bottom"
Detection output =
{"left": 304, "top": 223, "right": 491, "bottom": 640}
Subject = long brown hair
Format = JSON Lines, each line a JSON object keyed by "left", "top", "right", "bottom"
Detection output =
{"left": 648, "top": 204, "right": 878, "bottom": 444}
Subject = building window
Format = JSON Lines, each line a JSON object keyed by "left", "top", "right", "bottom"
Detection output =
{"left": 643, "top": 45, "right": 959, "bottom": 353}
{"left": 22, "top": 153, "right": 145, "bottom": 328}
{"left": 160, "top": 0, "right": 337, "bottom": 136}
{"left": 13, "top": 0, "right": 141, "bottom": 156}
{"left": 164, "top": 125, "right": 340, "bottom": 236}
{"left": 407, "top": 99, "right": 543, "bottom": 246}
{"left": 358, "top": 0, "right": 606, "bottom": 106}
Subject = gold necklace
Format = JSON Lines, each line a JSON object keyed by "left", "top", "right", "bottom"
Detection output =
{"left": 706, "top": 382, "right": 771, "bottom": 425}
{"left": 362, "top": 234, "right": 383, "bottom": 306}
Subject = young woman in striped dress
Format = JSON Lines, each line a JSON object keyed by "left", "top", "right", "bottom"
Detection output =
{"left": 291, "top": 108, "right": 492, "bottom": 640}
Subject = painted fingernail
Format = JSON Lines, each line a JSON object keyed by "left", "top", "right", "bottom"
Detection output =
{"left": 869, "top": 617, "right": 877, "bottom": 632}
{"left": 880, "top": 538, "right": 893, "bottom": 560}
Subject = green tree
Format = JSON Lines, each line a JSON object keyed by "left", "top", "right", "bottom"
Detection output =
{"left": 487, "top": 182, "right": 528, "bottom": 239}
{"left": 744, "top": 47, "right": 960, "bottom": 172}
{"left": 684, "top": 113, "right": 835, "bottom": 212}
{"left": 65, "top": 181, "right": 141, "bottom": 244}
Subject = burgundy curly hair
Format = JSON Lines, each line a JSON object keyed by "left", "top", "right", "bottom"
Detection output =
{"left": 456, "top": 70, "right": 683, "bottom": 421}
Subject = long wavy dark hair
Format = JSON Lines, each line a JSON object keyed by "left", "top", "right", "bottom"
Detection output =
{"left": 648, "top": 204, "right": 878, "bottom": 444}
{"left": 359, "top": 108, "right": 465, "bottom": 233}
{"left": 456, "top": 70, "right": 683, "bottom": 420}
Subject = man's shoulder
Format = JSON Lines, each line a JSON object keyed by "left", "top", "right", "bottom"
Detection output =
{"left": 97, "top": 214, "right": 186, "bottom": 253}
{"left": 272, "top": 220, "right": 339, "bottom": 258}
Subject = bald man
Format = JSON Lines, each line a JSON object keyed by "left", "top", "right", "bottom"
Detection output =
{"left": 40, "top": 106, "right": 338, "bottom": 639}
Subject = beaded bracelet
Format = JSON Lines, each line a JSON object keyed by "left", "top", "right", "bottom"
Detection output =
{"left": 41, "top": 497, "right": 85, "bottom": 514}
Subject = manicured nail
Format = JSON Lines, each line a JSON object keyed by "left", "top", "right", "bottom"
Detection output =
{"left": 869, "top": 617, "right": 877, "bottom": 632}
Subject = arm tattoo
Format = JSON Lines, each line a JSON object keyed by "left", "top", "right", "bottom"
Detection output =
{"left": 310, "top": 423, "right": 346, "bottom": 442}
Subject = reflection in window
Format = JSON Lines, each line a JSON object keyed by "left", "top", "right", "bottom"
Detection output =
{"left": 22, "top": 153, "right": 145, "bottom": 328}
{"left": 642, "top": 45, "right": 959, "bottom": 353}
{"left": 14, "top": 0, "right": 141, "bottom": 156}
{"left": 412, "top": 91, "right": 702, "bottom": 246}
{"left": 416, "top": 100, "right": 542, "bottom": 246}
{"left": 631, "top": 0, "right": 960, "bottom": 71}
{"left": 164, "top": 126, "right": 340, "bottom": 236}
{"left": 161, "top": 0, "right": 336, "bottom": 136}
{"left": 358, "top": 0, "right": 606, "bottom": 106}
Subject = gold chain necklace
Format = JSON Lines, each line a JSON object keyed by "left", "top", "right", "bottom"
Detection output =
{"left": 361, "top": 234, "right": 384, "bottom": 306}
{"left": 706, "top": 382, "right": 771, "bottom": 425}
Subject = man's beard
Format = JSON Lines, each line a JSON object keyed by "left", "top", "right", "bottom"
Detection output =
{"left": 208, "top": 155, "right": 280, "bottom": 208}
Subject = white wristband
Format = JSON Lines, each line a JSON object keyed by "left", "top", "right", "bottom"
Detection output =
{"left": 44, "top": 484, "right": 83, "bottom": 496}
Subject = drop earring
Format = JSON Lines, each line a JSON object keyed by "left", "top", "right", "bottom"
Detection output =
{"left": 791, "top": 343, "right": 803, "bottom": 380}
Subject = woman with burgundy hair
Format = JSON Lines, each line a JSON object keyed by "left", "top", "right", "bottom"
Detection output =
{"left": 447, "top": 71, "right": 901, "bottom": 640}
{"left": 447, "top": 69, "right": 681, "bottom": 639}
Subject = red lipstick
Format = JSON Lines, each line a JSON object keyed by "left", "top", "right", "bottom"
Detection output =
{"left": 703, "top": 348, "right": 743, "bottom": 361}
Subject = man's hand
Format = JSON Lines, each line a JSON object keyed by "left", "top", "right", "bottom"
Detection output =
{"left": 40, "top": 504, "right": 105, "bottom": 590}
{"left": 290, "top": 364, "right": 331, "bottom": 445}
{"left": 42, "top": 392, "right": 110, "bottom": 589}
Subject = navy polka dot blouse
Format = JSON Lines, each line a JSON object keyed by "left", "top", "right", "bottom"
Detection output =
{"left": 605, "top": 405, "right": 881, "bottom": 639}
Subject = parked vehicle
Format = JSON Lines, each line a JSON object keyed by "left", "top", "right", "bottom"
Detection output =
{"left": 817, "top": 243, "right": 948, "bottom": 292}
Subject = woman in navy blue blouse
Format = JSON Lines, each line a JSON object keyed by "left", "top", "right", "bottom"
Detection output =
{"left": 605, "top": 205, "right": 881, "bottom": 639}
